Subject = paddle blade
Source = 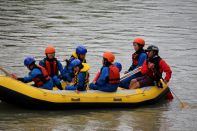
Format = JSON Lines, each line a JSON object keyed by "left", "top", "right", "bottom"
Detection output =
{"left": 180, "top": 102, "right": 189, "bottom": 109}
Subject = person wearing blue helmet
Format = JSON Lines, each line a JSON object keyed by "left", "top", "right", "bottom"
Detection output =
{"left": 16, "top": 57, "right": 53, "bottom": 90}
{"left": 62, "top": 45, "right": 87, "bottom": 82}
{"left": 65, "top": 59, "right": 90, "bottom": 92}
{"left": 69, "top": 45, "right": 87, "bottom": 63}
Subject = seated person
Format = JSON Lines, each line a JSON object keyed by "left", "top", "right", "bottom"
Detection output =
{"left": 62, "top": 45, "right": 87, "bottom": 82}
{"left": 92, "top": 62, "right": 122, "bottom": 83}
{"left": 65, "top": 59, "right": 90, "bottom": 91}
{"left": 39, "top": 46, "right": 63, "bottom": 90}
{"left": 16, "top": 57, "right": 53, "bottom": 90}
{"left": 119, "top": 38, "right": 147, "bottom": 89}
{"left": 89, "top": 52, "right": 120, "bottom": 92}
{"left": 130, "top": 45, "right": 172, "bottom": 89}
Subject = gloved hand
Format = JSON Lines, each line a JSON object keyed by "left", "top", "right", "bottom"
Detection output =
{"left": 157, "top": 82, "right": 163, "bottom": 88}
{"left": 124, "top": 71, "right": 129, "bottom": 74}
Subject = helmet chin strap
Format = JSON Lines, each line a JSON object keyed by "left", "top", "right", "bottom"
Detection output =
{"left": 103, "top": 60, "right": 111, "bottom": 67}
{"left": 46, "top": 54, "right": 55, "bottom": 59}
{"left": 77, "top": 54, "right": 82, "bottom": 60}
{"left": 28, "top": 63, "right": 36, "bottom": 70}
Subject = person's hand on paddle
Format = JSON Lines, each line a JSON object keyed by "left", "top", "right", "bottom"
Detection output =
{"left": 11, "top": 73, "right": 18, "bottom": 79}
{"left": 0, "top": 66, "right": 18, "bottom": 79}
{"left": 138, "top": 66, "right": 142, "bottom": 70}
{"left": 124, "top": 71, "right": 129, "bottom": 74}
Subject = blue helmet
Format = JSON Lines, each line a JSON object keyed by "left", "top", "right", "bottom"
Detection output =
{"left": 70, "top": 59, "right": 81, "bottom": 68}
{"left": 76, "top": 45, "right": 87, "bottom": 55}
{"left": 114, "top": 62, "right": 122, "bottom": 72}
{"left": 24, "top": 57, "right": 35, "bottom": 66}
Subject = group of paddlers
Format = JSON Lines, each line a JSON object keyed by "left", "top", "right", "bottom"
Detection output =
{"left": 11, "top": 38, "right": 172, "bottom": 93}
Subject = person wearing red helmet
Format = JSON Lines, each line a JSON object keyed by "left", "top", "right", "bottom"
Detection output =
{"left": 92, "top": 62, "right": 122, "bottom": 83}
{"left": 119, "top": 38, "right": 147, "bottom": 89}
{"left": 130, "top": 45, "right": 172, "bottom": 89}
{"left": 39, "top": 46, "right": 63, "bottom": 90}
{"left": 89, "top": 52, "right": 120, "bottom": 92}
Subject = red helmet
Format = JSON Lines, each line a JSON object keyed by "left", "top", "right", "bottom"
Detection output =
{"left": 45, "top": 46, "right": 55, "bottom": 54}
{"left": 133, "top": 38, "right": 145, "bottom": 46}
{"left": 103, "top": 52, "right": 115, "bottom": 63}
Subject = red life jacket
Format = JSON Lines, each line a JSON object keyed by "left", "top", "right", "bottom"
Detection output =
{"left": 142, "top": 56, "right": 172, "bottom": 82}
{"left": 132, "top": 49, "right": 146, "bottom": 66}
{"left": 145, "top": 56, "right": 162, "bottom": 81}
{"left": 33, "top": 65, "right": 51, "bottom": 87}
{"left": 132, "top": 53, "right": 139, "bottom": 66}
{"left": 108, "top": 65, "right": 120, "bottom": 84}
{"left": 44, "top": 58, "right": 59, "bottom": 77}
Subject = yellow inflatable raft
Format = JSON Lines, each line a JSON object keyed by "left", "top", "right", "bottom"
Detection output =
{"left": 0, "top": 75, "right": 169, "bottom": 109}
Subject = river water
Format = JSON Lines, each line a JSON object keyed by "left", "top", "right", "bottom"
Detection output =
{"left": 0, "top": 0, "right": 197, "bottom": 130}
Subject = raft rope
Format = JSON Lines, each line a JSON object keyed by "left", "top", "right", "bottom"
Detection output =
{"left": 38, "top": 87, "right": 154, "bottom": 98}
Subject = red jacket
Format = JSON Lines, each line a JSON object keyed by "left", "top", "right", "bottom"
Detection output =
{"left": 141, "top": 58, "right": 172, "bottom": 82}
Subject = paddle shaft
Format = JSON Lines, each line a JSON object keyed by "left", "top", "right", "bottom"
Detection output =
{"left": 120, "top": 67, "right": 141, "bottom": 81}
{"left": 169, "top": 88, "right": 186, "bottom": 106}
{"left": 0, "top": 67, "right": 12, "bottom": 77}
{"left": 160, "top": 79, "right": 188, "bottom": 108}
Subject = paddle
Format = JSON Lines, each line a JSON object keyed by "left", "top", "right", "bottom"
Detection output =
{"left": 0, "top": 66, "right": 12, "bottom": 77}
{"left": 170, "top": 88, "right": 189, "bottom": 108}
{"left": 160, "top": 79, "right": 189, "bottom": 109}
{"left": 0, "top": 66, "right": 17, "bottom": 79}
{"left": 120, "top": 66, "right": 141, "bottom": 81}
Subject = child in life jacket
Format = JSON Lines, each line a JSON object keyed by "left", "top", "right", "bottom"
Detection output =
{"left": 62, "top": 45, "right": 87, "bottom": 83}
{"left": 65, "top": 59, "right": 90, "bottom": 92}
{"left": 89, "top": 52, "right": 120, "bottom": 92}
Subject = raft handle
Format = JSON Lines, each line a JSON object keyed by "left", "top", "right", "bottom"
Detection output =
{"left": 71, "top": 98, "right": 80, "bottom": 102}
{"left": 113, "top": 98, "right": 122, "bottom": 102}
